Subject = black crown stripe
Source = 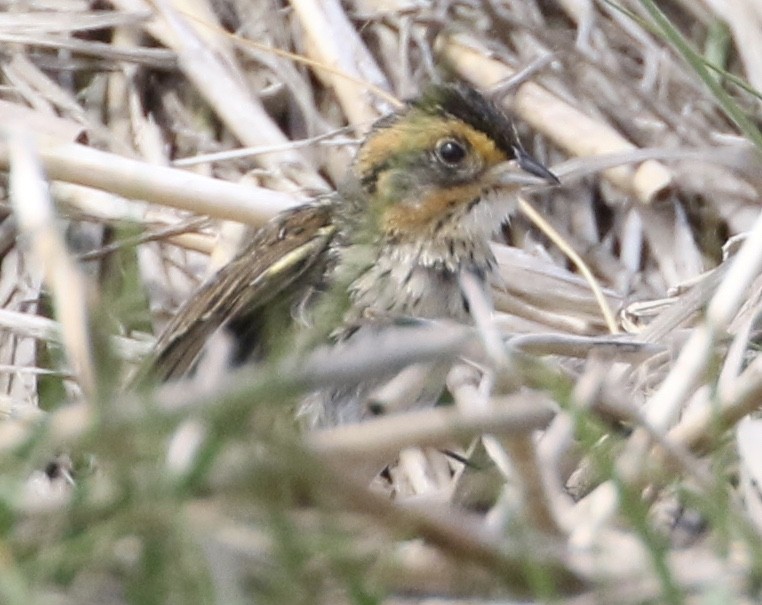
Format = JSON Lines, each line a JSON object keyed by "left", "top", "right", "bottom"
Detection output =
{"left": 411, "top": 82, "right": 518, "bottom": 160}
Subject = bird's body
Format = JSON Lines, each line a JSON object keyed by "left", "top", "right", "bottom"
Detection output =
{"left": 145, "top": 82, "right": 557, "bottom": 424}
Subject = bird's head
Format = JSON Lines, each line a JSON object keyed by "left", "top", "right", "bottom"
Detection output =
{"left": 349, "top": 82, "right": 558, "bottom": 239}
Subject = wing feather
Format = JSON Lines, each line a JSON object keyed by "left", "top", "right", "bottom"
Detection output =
{"left": 143, "top": 203, "right": 336, "bottom": 382}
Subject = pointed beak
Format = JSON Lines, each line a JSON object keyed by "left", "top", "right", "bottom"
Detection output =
{"left": 488, "top": 147, "right": 560, "bottom": 188}
{"left": 515, "top": 147, "right": 560, "bottom": 185}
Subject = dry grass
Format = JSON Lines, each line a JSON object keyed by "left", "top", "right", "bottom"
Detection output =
{"left": 1, "top": 0, "right": 762, "bottom": 603}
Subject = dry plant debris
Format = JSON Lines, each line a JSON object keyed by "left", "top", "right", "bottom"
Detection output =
{"left": 0, "top": 0, "right": 762, "bottom": 603}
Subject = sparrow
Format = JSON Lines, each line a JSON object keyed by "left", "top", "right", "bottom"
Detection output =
{"left": 142, "top": 81, "right": 558, "bottom": 425}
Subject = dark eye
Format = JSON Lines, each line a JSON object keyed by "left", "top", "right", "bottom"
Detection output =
{"left": 435, "top": 139, "right": 467, "bottom": 166}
